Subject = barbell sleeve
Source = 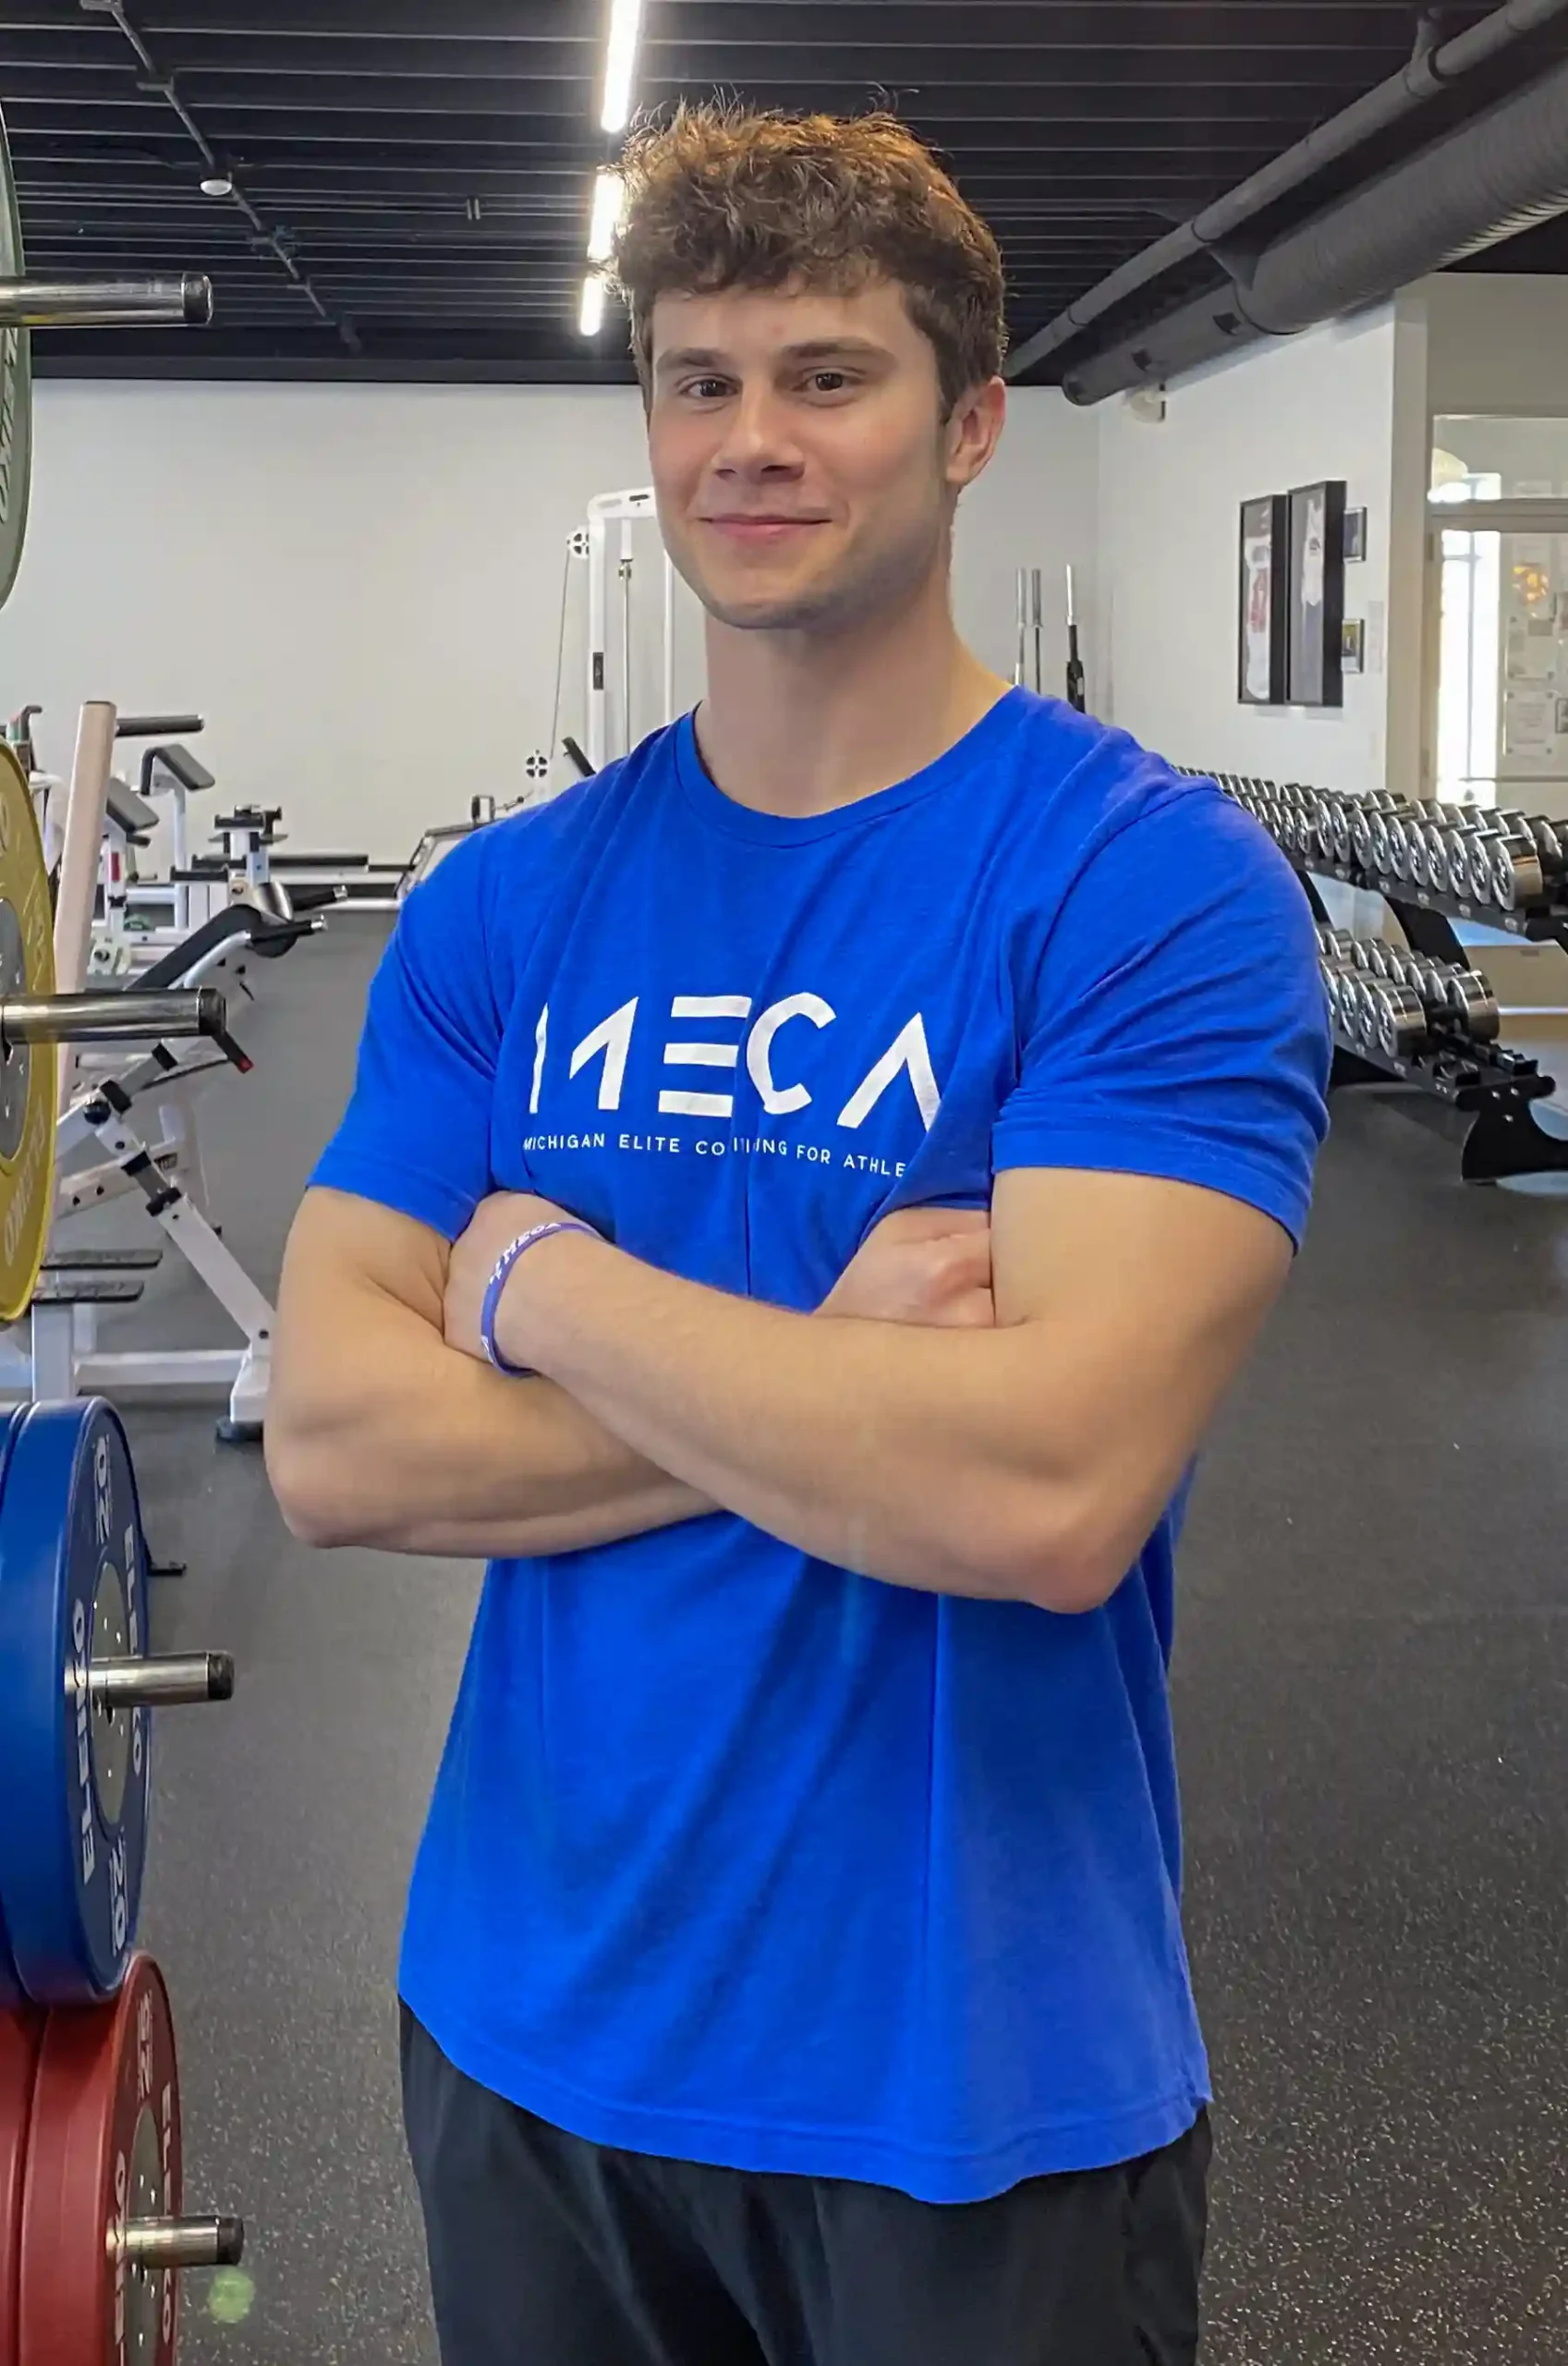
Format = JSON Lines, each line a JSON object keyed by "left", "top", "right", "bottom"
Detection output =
{"left": 0, "top": 988, "right": 225, "bottom": 1047}
{"left": 118, "top": 2217, "right": 247, "bottom": 2273}
{"left": 0, "top": 275, "right": 213, "bottom": 330}
{"left": 88, "top": 1653, "right": 237, "bottom": 1709}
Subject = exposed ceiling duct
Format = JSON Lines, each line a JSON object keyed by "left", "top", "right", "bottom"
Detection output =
{"left": 1055, "top": 42, "right": 1568, "bottom": 407}
{"left": 1005, "top": 0, "right": 1568, "bottom": 386}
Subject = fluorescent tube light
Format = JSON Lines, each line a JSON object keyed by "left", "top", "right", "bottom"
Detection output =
{"left": 589, "top": 170, "right": 626, "bottom": 266}
{"left": 579, "top": 274, "right": 608, "bottom": 338}
{"left": 600, "top": 0, "right": 646, "bottom": 135}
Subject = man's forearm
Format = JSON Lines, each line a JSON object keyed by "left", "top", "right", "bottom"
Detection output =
{"left": 499, "top": 1234, "right": 1096, "bottom": 1608}
{"left": 268, "top": 1280, "right": 712, "bottom": 1559}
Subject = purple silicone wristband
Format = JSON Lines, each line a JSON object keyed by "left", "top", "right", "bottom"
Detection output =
{"left": 480, "top": 1221, "right": 596, "bottom": 1378}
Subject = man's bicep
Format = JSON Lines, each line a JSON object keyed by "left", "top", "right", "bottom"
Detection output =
{"left": 991, "top": 1168, "right": 1291, "bottom": 1580}
{"left": 312, "top": 835, "right": 503, "bottom": 1242}
{"left": 281, "top": 1189, "right": 452, "bottom": 1335}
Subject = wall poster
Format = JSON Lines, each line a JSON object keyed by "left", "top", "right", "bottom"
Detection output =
{"left": 1287, "top": 479, "right": 1347, "bottom": 708}
{"left": 1238, "top": 494, "right": 1289, "bottom": 705}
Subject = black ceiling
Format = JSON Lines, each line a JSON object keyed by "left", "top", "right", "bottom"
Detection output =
{"left": 0, "top": 0, "right": 1557, "bottom": 385}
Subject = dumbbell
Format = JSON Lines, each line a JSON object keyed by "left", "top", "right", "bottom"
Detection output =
{"left": 1393, "top": 950, "right": 1453, "bottom": 1015}
{"left": 1362, "top": 794, "right": 1411, "bottom": 878}
{"left": 1391, "top": 950, "right": 1501, "bottom": 1043}
{"left": 1369, "top": 977, "right": 1429, "bottom": 1062}
{"left": 1409, "top": 805, "right": 1454, "bottom": 892}
{"left": 1349, "top": 970, "right": 1430, "bottom": 1063}
{"left": 0, "top": 1401, "right": 235, "bottom": 2009}
{"left": 1443, "top": 967, "right": 1501, "bottom": 1043}
{"left": 1437, "top": 819, "right": 1481, "bottom": 900}
{"left": 2, "top": 1951, "right": 244, "bottom": 2363}
{"left": 1466, "top": 812, "right": 1547, "bottom": 911}
{"left": 1363, "top": 937, "right": 1406, "bottom": 982}
{"left": 1323, "top": 964, "right": 1357, "bottom": 1041}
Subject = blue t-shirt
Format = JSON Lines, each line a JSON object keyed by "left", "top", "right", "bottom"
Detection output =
{"left": 314, "top": 689, "right": 1330, "bottom": 2203}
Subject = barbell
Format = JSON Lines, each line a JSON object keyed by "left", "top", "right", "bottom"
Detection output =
{"left": 0, "top": 100, "right": 213, "bottom": 609}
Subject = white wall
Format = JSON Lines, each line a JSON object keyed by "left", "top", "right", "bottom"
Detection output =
{"left": 955, "top": 386, "right": 1100, "bottom": 701}
{"left": 1096, "top": 299, "right": 1429, "bottom": 797}
{"left": 1423, "top": 274, "right": 1568, "bottom": 418}
{"left": 0, "top": 379, "right": 1098, "bottom": 863}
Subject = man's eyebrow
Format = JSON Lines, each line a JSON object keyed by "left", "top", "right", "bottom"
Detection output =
{"left": 779, "top": 338, "right": 892, "bottom": 362}
{"left": 654, "top": 337, "right": 893, "bottom": 375}
{"left": 656, "top": 348, "right": 729, "bottom": 375}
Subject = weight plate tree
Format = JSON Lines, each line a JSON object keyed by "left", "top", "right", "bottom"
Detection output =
{"left": 0, "top": 94, "right": 243, "bottom": 2358}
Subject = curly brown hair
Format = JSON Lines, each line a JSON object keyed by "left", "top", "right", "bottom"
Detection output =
{"left": 612, "top": 104, "right": 1008, "bottom": 416}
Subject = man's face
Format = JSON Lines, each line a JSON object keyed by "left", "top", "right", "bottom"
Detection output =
{"left": 646, "top": 276, "right": 1003, "bottom": 636}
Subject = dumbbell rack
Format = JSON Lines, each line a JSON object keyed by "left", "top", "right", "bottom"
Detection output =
{"left": 1193, "top": 771, "right": 1568, "bottom": 1185}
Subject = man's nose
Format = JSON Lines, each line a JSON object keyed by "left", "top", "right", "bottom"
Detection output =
{"left": 710, "top": 386, "right": 807, "bottom": 480}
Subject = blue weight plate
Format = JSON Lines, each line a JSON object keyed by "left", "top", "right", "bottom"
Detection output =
{"left": 0, "top": 1398, "right": 151, "bottom": 2005}
{"left": 0, "top": 1403, "right": 29, "bottom": 2011}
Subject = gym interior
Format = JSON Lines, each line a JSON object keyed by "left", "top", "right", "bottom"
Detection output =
{"left": 2, "top": 5, "right": 1568, "bottom": 2361}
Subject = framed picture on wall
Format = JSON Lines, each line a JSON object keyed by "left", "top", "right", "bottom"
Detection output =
{"left": 1287, "top": 479, "right": 1347, "bottom": 707}
{"left": 1238, "top": 494, "right": 1290, "bottom": 705}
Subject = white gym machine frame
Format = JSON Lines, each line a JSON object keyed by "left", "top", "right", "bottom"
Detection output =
{"left": 585, "top": 488, "right": 678, "bottom": 773}
{"left": 0, "top": 699, "right": 276, "bottom": 1439}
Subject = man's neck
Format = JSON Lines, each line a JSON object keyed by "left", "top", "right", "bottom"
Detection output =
{"left": 694, "top": 572, "right": 1011, "bottom": 820}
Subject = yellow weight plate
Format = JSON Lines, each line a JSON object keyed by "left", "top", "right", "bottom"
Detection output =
{"left": 0, "top": 740, "right": 55, "bottom": 1322}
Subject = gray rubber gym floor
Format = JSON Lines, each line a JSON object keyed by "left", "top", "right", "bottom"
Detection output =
{"left": 81, "top": 914, "right": 1568, "bottom": 2366}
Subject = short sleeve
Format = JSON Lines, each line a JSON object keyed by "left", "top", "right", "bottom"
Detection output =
{"left": 992, "top": 786, "right": 1331, "bottom": 1249}
{"left": 311, "top": 833, "right": 504, "bottom": 1240}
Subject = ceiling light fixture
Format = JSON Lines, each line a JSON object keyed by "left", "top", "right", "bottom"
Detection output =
{"left": 599, "top": 0, "right": 647, "bottom": 136}
{"left": 579, "top": 274, "right": 608, "bottom": 338}
{"left": 588, "top": 170, "right": 626, "bottom": 266}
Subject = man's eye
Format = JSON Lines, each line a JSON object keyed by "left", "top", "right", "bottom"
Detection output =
{"left": 809, "top": 372, "right": 852, "bottom": 394}
{"left": 686, "top": 377, "right": 730, "bottom": 400}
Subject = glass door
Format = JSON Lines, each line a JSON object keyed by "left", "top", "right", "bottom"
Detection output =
{"left": 1427, "top": 495, "right": 1568, "bottom": 817}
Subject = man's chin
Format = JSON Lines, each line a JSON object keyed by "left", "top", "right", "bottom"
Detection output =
{"left": 699, "top": 579, "right": 848, "bottom": 634}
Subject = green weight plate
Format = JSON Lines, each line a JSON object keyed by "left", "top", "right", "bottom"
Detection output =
{"left": 0, "top": 106, "right": 30, "bottom": 611}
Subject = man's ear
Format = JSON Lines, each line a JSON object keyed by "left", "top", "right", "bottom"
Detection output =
{"left": 945, "top": 377, "right": 1007, "bottom": 493}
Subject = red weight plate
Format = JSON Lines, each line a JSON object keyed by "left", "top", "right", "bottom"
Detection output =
{"left": 0, "top": 2008, "right": 43, "bottom": 2366}
{"left": 20, "top": 1954, "right": 182, "bottom": 2366}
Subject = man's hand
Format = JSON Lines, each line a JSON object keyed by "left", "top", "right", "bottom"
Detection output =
{"left": 821, "top": 1206, "right": 994, "bottom": 1330}
{"left": 444, "top": 1190, "right": 572, "bottom": 1360}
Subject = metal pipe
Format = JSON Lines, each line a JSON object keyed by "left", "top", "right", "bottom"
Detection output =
{"left": 620, "top": 537, "right": 634, "bottom": 763}
{"left": 118, "top": 2218, "right": 246, "bottom": 2273}
{"left": 2, "top": 988, "right": 225, "bottom": 1046}
{"left": 89, "top": 1653, "right": 236, "bottom": 1708}
{"left": 1062, "top": 46, "right": 1568, "bottom": 404}
{"left": 587, "top": 512, "right": 608, "bottom": 772}
{"left": 1006, "top": 0, "right": 1568, "bottom": 381}
{"left": 0, "top": 275, "right": 213, "bottom": 330}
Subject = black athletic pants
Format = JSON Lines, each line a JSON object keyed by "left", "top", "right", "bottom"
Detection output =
{"left": 401, "top": 2008, "right": 1211, "bottom": 2366}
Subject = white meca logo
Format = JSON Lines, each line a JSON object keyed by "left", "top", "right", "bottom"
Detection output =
{"left": 531, "top": 995, "right": 942, "bottom": 1133}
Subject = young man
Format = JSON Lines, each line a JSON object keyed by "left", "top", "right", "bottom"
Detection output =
{"left": 271, "top": 106, "right": 1330, "bottom": 2366}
